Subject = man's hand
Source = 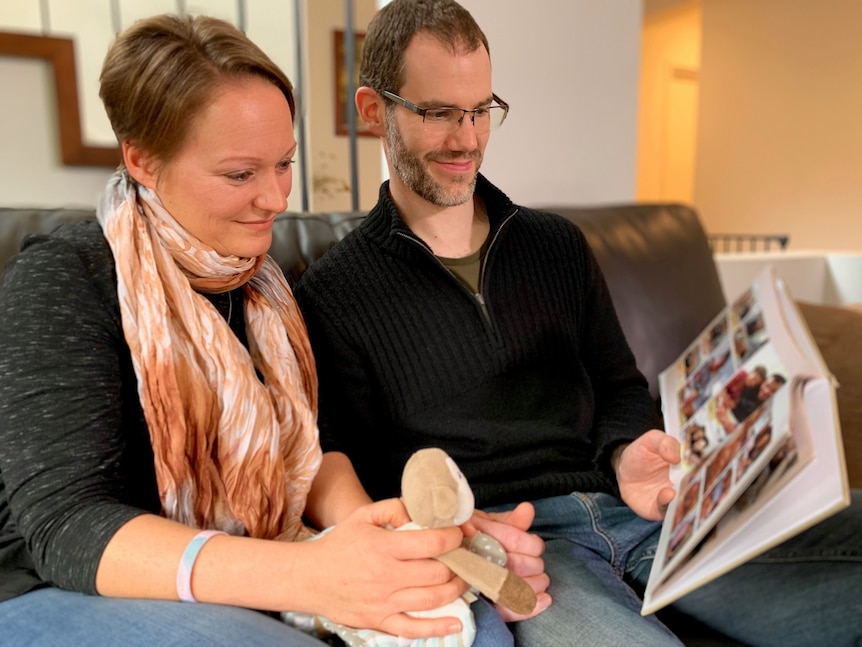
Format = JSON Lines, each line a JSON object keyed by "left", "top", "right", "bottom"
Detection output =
{"left": 614, "top": 430, "right": 681, "bottom": 521}
{"left": 465, "top": 502, "right": 552, "bottom": 621}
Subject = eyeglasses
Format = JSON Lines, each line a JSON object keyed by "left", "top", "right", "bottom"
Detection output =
{"left": 380, "top": 90, "right": 509, "bottom": 132}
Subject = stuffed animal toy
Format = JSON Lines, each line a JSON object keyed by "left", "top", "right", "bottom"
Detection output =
{"left": 400, "top": 448, "right": 537, "bottom": 616}
{"left": 282, "top": 447, "right": 536, "bottom": 646}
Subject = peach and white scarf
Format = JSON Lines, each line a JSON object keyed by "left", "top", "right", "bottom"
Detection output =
{"left": 97, "top": 170, "right": 321, "bottom": 541}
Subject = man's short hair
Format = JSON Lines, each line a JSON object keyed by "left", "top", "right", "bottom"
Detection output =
{"left": 359, "top": 0, "right": 489, "bottom": 94}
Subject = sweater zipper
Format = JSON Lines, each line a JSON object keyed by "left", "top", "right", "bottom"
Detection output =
{"left": 394, "top": 206, "right": 519, "bottom": 329}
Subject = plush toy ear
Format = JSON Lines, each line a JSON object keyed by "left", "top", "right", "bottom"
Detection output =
{"left": 402, "top": 448, "right": 461, "bottom": 528}
{"left": 425, "top": 485, "right": 458, "bottom": 528}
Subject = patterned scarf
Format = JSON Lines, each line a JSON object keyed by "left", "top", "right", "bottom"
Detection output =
{"left": 97, "top": 170, "right": 321, "bottom": 541}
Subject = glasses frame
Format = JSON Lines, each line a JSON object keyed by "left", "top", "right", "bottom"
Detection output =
{"left": 380, "top": 90, "right": 509, "bottom": 129}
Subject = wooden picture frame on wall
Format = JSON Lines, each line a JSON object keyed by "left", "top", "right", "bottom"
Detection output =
{"left": 0, "top": 31, "right": 121, "bottom": 167}
{"left": 333, "top": 30, "right": 374, "bottom": 137}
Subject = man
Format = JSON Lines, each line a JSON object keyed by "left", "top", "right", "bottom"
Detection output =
{"left": 295, "top": 1, "right": 862, "bottom": 645}
{"left": 732, "top": 373, "right": 786, "bottom": 423}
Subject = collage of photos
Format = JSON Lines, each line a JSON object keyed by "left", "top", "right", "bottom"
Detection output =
{"left": 655, "top": 283, "right": 799, "bottom": 578}
{"left": 662, "top": 399, "right": 794, "bottom": 571}
{"left": 671, "top": 283, "right": 783, "bottom": 475}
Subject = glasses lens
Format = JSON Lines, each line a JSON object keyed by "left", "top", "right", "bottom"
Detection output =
{"left": 420, "top": 104, "right": 508, "bottom": 133}
{"left": 488, "top": 105, "right": 507, "bottom": 130}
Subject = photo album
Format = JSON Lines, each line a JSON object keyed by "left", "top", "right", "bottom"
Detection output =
{"left": 641, "top": 266, "right": 851, "bottom": 616}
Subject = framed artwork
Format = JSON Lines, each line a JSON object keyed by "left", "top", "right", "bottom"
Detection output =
{"left": 333, "top": 30, "right": 374, "bottom": 137}
{"left": 0, "top": 32, "right": 121, "bottom": 166}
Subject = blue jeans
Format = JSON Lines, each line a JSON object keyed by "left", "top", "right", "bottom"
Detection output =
{"left": 0, "top": 587, "right": 327, "bottom": 646}
{"left": 484, "top": 490, "right": 862, "bottom": 647}
{"left": 0, "top": 582, "right": 511, "bottom": 647}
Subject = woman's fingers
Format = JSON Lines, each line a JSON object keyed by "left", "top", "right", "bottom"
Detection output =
{"left": 305, "top": 501, "right": 472, "bottom": 635}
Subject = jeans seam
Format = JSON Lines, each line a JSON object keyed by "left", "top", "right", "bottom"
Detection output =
{"left": 573, "top": 492, "right": 626, "bottom": 578}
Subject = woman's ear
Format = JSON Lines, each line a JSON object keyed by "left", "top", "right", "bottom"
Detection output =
{"left": 122, "top": 141, "right": 158, "bottom": 189}
{"left": 355, "top": 86, "right": 386, "bottom": 137}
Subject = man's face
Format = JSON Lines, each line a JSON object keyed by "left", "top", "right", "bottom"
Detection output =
{"left": 384, "top": 32, "right": 494, "bottom": 207}
{"left": 744, "top": 371, "right": 764, "bottom": 388}
{"left": 758, "top": 377, "right": 782, "bottom": 401}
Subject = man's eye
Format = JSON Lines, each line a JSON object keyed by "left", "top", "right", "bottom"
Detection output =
{"left": 425, "top": 109, "right": 455, "bottom": 121}
{"left": 474, "top": 107, "right": 490, "bottom": 118}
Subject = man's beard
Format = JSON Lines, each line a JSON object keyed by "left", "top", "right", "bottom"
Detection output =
{"left": 385, "top": 109, "right": 482, "bottom": 207}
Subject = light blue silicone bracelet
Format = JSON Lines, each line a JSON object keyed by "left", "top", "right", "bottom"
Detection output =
{"left": 176, "top": 530, "right": 227, "bottom": 602}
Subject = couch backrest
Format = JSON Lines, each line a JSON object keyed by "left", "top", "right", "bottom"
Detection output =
{"left": 0, "top": 203, "right": 726, "bottom": 400}
{"left": 546, "top": 204, "right": 727, "bottom": 400}
{"left": 0, "top": 207, "right": 367, "bottom": 285}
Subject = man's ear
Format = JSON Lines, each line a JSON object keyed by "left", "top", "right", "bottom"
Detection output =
{"left": 355, "top": 86, "right": 386, "bottom": 137}
{"left": 122, "top": 141, "right": 158, "bottom": 189}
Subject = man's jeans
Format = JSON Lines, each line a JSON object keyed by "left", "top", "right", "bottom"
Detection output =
{"left": 486, "top": 490, "right": 862, "bottom": 647}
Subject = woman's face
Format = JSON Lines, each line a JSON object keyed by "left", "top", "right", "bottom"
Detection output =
{"left": 146, "top": 77, "right": 296, "bottom": 258}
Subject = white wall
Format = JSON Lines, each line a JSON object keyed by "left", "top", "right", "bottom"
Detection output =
{"left": 0, "top": 56, "right": 111, "bottom": 208}
{"left": 461, "top": 0, "right": 643, "bottom": 206}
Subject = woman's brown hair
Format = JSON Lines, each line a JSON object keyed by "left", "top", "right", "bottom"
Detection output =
{"left": 100, "top": 14, "right": 294, "bottom": 166}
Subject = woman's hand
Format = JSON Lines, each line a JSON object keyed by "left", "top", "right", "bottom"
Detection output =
{"left": 305, "top": 498, "right": 470, "bottom": 639}
{"left": 614, "top": 430, "right": 681, "bottom": 521}
{"left": 465, "top": 502, "right": 552, "bottom": 621}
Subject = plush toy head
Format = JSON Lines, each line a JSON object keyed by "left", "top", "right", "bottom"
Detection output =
{"left": 399, "top": 447, "right": 538, "bottom": 616}
{"left": 401, "top": 447, "right": 475, "bottom": 528}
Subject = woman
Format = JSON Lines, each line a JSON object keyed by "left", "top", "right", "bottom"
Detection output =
{"left": 0, "top": 15, "right": 535, "bottom": 645}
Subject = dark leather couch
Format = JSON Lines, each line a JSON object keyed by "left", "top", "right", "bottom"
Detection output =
{"left": 0, "top": 203, "right": 726, "bottom": 406}
{"left": 2, "top": 203, "right": 859, "bottom": 645}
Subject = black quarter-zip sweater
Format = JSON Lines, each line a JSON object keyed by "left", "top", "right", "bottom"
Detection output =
{"left": 294, "top": 175, "right": 661, "bottom": 509}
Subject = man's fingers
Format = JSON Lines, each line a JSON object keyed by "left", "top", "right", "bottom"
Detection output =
{"left": 658, "top": 485, "right": 676, "bottom": 507}
{"left": 501, "top": 552, "right": 546, "bottom": 581}
{"left": 501, "top": 502, "right": 535, "bottom": 531}
{"left": 660, "top": 435, "right": 682, "bottom": 464}
{"left": 471, "top": 504, "right": 543, "bottom": 556}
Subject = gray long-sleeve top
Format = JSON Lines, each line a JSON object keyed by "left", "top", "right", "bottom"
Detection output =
{"left": 0, "top": 222, "right": 242, "bottom": 601}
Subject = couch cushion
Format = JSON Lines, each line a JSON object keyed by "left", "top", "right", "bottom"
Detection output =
{"left": 270, "top": 212, "right": 365, "bottom": 283}
{"left": 0, "top": 208, "right": 97, "bottom": 279}
{"left": 796, "top": 301, "right": 862, "bottom": 489}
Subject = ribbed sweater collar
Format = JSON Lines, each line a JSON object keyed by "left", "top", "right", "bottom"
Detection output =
{"left": 360, "top": 174, "right": 517, "bottom": 249}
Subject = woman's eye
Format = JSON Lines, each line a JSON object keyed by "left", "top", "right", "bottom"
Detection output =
{"left": 225, "top": 171, "right": 252, "bottom": 182}
{"left": 277, "top": 158, "right": 295, "bottom": 172}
